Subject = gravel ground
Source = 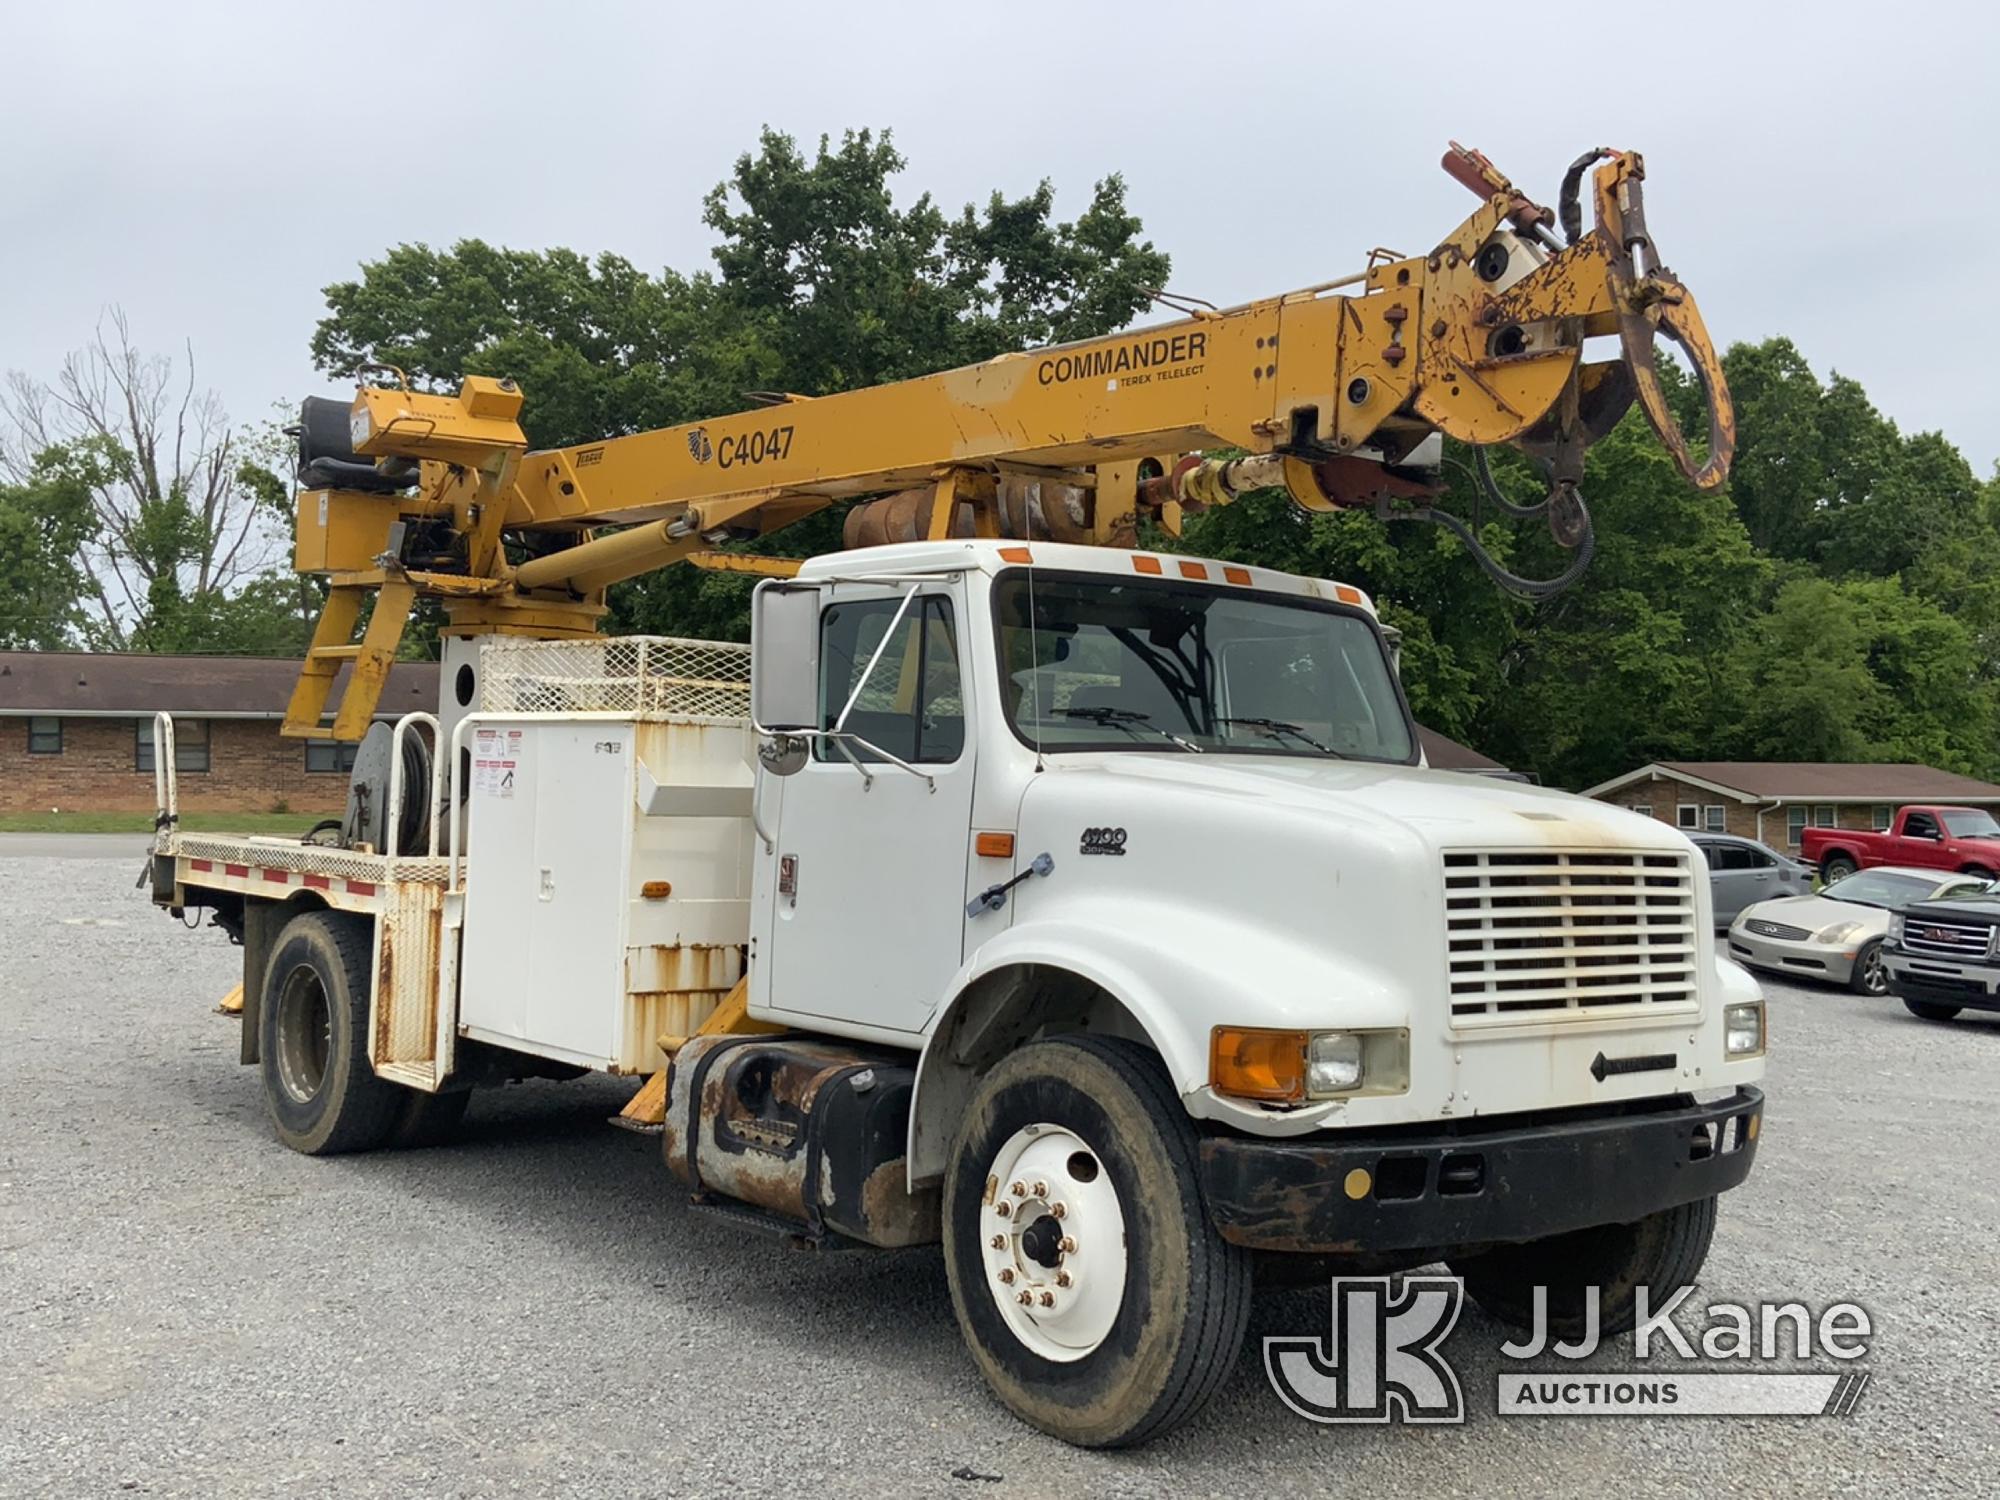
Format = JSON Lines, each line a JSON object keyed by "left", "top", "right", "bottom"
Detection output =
{"left": 2, "top": 836, "right": 1996, "bottom": 1497}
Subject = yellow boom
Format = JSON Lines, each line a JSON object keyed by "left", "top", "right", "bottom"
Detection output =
{"left": 284, "top": 144, "right": 1734, "bottom": 738}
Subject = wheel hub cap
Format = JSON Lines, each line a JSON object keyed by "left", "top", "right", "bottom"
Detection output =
{"left": 978, "top": 1124, "right": 1126, "bottom": 1362}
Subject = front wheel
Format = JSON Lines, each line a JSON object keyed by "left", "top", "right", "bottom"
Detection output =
{"left": 1849, "top": 939, "right": 1888, "bottom": 996}
{"left": 941, "top": 1036, "right": 1251, "bottom": 1448}
{"left": 1904, "top": 998, "right": 1962, "bottom": 1023}
{"left": 1450, "top": 1196, "right": 1718, "bottom": 1342}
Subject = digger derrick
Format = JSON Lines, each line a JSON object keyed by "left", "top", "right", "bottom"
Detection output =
{"left": 283, "top": 143, "right": 1734, "bottom": 738}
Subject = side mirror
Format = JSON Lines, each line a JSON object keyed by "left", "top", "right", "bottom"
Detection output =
{"left": 751, "top": 580, "right": 821, "bottom": 738}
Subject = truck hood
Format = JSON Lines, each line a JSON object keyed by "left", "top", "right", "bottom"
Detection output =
{"left": 997, "top": 749, "right": 1732, "bottom": 1125}
{"left": 1020, "top": 751, "right": 1677, "bottom": 856}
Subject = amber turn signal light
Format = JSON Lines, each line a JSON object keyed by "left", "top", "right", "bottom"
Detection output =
{"left": 1210, "top": 1027, "right": 1309, "bottom": 1103}
{"left": 975, "top": 832, "right": 1016, "bottom": 858}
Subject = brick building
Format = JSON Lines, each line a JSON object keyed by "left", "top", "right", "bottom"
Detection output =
{"left": 1584, "top": 761, "right": 2000, "bottom": 853}
{"left": 0, "top": 652, "right": 439, "bottom": 815}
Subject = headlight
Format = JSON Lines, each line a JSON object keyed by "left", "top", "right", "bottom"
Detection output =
{"left": 1307, "top": 1032, "right": 1363, "bottom": 1094}
{"left": 1888, "top": 913, "right": 1905, "bottom": 944}
{"left": 1724, "top": 1000, "right": 1766, "bottom": 1057}
{"left": 1816, "top": 920, "right": 1863, "bottom": 945}
{"left": 1210, "top": 1027, "right": 1409, "bottom": 1102}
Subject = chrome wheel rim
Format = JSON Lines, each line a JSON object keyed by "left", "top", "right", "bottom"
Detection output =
{"left": 1862, "top": 946, "right": 1887, "bottom": 995}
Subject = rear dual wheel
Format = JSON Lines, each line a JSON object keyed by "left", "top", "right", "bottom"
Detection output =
{"left": 259, "top": 910, "right": 465, "bottom": 1155}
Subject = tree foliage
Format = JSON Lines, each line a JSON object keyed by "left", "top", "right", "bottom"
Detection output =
{"left": 0, "top": 313, "right": 291, "bottom": 650}
{"left": 0, "top": 453, "right": 99, "bottom": 648}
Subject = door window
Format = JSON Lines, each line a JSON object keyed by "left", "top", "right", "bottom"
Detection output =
{"left": 816, "top": 595, "right": 964, "bottom": 764}
{"left": 1903, "top": 811, "right": 1940, "bottom": 839}
{"left": 1707, "top": 843, "right": 1756, "bottom": 872}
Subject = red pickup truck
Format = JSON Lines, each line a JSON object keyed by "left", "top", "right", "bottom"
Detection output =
{"left": 1802, "top": 805, "right": 2000, "bottom": 882}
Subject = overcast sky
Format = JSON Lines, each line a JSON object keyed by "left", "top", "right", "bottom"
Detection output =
{"left": 5, "top": 0, "right": 1996, "bottom": 472}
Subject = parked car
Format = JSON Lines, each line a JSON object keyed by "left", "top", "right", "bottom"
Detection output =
{"left": 1694, "top": 834, "right": 1815, "bottom": 928}
{"left": 1800, "top": 804, "right": 2000, "bottom": 883}
{"left": 1727, "top": 866, "right": 1995, "bottom": 995}
{"left": 1883, "top": 890, "right": 2000, "bottom": 1023}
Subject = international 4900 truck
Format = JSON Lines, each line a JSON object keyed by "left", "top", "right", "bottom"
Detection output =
{"left": 147, "top": 143, "right": 1765, "bottom": 1445}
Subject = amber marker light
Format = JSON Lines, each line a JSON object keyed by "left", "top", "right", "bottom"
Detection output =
{"left": 1210, "top": 1026, "right": 1309, "bottom": 1103}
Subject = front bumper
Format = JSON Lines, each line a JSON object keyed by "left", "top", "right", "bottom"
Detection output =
{"left": 1884, "top": 950, "right": 2000, "bottom": 1013}
{"left": 1198, "top": 1087, "right": 1763, "bottom": 1254}
{"left": 1727, "top": 927, "right": 1856, "bottom": 983}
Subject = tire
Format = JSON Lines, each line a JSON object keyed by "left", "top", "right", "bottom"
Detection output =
{"left": 1449, "top": 1196, "right": 1718, "bottom": 1342}
{"left": 941, "top": 1036, "right": 1251, "bottom": 1448}
{"left": 1820, "top": 853, "right": 1859, "bottom": 883}
{"left": 1903, "top": 998, "right": 1962, "bottom": 1023}
{"left": 1848, "top": 938, "right": 1888, "bottom": 996}
{"left": 257, "top": 911, "right": 401, "bottom": 1156}
{"left": 386, "top": 1086, "right": 472, "bottom": 1149}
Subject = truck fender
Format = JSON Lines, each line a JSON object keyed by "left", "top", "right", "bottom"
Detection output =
{"left": 905, "top": 911, "right": 1407, "bottom": 1187}
{"left": 906, "top": 923, "right": 1176, "bottom": 1189}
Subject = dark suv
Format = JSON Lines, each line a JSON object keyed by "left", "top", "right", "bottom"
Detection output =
{"left": 1883, "top": 892, "right": 2000, "bottom": 1023}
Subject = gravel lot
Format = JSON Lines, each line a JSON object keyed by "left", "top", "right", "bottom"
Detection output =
{"left": 3, "top": 835, "right": 1997, "bottom": 1497}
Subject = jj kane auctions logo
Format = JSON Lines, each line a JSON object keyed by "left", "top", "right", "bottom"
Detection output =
{"left": 1267, "top": 1279, "right": 1874, "bottom": 1423}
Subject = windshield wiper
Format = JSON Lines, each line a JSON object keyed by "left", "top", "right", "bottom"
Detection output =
{"left": 1056, "top": 706, "right": 1203, "bottom": 753}
{"left": 1215, "top": 716, "right": 1344, "bottom": 756}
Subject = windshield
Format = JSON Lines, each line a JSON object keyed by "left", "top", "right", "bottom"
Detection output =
{"left": 992, "top": 571, "right": 1415, "bottom": 762}
{"left": 1940, "top": 810, "right": 2000, "bottom": 838}
{"left": 1821, "top": 870, "right": 1946, "bottom": 910}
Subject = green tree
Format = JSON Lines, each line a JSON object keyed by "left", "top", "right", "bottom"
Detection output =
{"left": 0, "top": 454, "right": 98, "bottom": 648}
{"left": 315, "top": 127, "right": 1170, "bottom": 641}
{"left": 1, "top": 316, "right": 292, "bottom": 650}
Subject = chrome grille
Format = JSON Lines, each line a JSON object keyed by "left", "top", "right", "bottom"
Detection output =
{"left": 1445, "top": 850, "right": 1699, "bottom": 1025}
{"left": 1899, "top": 919, "right": 1995, "bottom": 959}
{"left": 1747, "top": 919, "right": 1812, "bottom": 941}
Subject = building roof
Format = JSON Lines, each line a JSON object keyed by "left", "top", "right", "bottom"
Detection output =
{"left": 1418, "top": 726, "right": 1505, "bottom": 772}
{"left": 1586, "top": 760, "right": 2000, "bottom": 804}
{"left": 0, "top": 651, "right": 439, "bottom": 721}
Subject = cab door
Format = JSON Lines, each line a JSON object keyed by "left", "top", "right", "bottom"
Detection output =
{"left": 761, "top": 582, "right": 976, "bottom": 1036}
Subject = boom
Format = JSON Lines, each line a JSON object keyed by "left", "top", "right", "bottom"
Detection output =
{"left": 285, "top": 144, "right": 1734, "bottom": 737}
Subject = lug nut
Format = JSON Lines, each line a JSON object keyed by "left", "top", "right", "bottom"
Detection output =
{"left": 1056, "top": 1271, "right": 1073, "bottom": 1288}
{"left": 1049, "top": 1202, "right": 1067, "bottom": 1219}
{"left": 1017, "top": 1291, "right": 1035, "bottom": 1306}
{"left": 1059, "top": 1236, "right": 1077, "bottom": 1254}
{"left": 1010, "top": 1181, "right": 1027, "bottom": 1197}
{"left": 1031, "top": 1181, "right": 1048, "bottom": 1197}
{"left": 1039, "top": 1292, "right": 1056, "bottom": 1308}
{"left": 990, "top": 1235, "right": 1006, "bottom": 1250}
{"left": 995, "top": 1202, "right": 1012, "bottom": 1218}
{"left": 998, "top": 1268, "right": 1015, "bottom": 1284}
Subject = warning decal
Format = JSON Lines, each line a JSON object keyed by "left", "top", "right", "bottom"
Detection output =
{"left": 473, "top": 726, "right": 524, "bottom": 798}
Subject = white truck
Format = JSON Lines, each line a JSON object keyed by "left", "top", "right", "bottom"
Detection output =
{"left": 148, "top": 537, "right": 1767, "bottom": 1446}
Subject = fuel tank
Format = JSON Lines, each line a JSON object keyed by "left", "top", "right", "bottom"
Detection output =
{"left": 664, "top": 1034, "right": 940, "bottom": 1249}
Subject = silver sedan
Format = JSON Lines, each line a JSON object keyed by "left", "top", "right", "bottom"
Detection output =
{"left": 1727, "top": 866, "right": 1996, "bottom": 995}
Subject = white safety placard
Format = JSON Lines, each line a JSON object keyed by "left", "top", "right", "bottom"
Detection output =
{"left": 472, "top": 726, "right": 525, "bottom": 798}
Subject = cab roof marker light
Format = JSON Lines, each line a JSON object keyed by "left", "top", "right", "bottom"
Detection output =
{"left": 1132, "top": 556, "right": 1163, "bottom": 575}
